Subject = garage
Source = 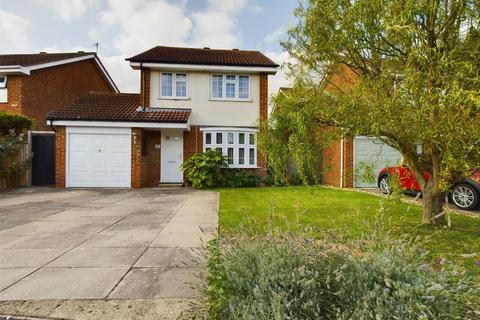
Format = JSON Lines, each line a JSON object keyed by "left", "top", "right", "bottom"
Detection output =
{"left": 67, "top": 127, "right": 131, "bottom": 188}
{"left": 354, "top": 136, "right": 401, "bottom": 188}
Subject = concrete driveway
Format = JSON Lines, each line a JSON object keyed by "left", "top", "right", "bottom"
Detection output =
{"left": 0, "top": 187, "right": 218, "bottom": 319}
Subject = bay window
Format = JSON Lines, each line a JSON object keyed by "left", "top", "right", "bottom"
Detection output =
{"left": 202, "top": 129, "right": 257, "bottom": 168}
{"left": 211, "top": 74, "right": 250, "bottom": 100}
{"left": 160, "top": 72, "right": 188, "bottom": 98}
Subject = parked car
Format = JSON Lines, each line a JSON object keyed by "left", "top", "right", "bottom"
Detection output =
{"left": 377, "top": 166, "right": 480, "bottom": 210}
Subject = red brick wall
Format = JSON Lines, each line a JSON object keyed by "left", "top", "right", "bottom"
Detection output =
{"left": 143, "top": 130, "right": 161, "bottom": 187}
{"left": 55, "top": 126, "right": 66, "bottom": 188}
{"left": 22, "top": 59, "right": 114, "bottom": 131}
{"left": 140, "top": 69, "right": 151, "bottom": 107}
{"left": 0, "top": 76, "right": 23, "bottom": 115}
{"left": 184, "top": 126, "right": 203, "bottom": 161}
{"left": 321, "top": 136, "right": 354, "bottom": 188}
{"left": 258, "top": 73, "right": 269, "bottom": 177}
{"left": 320, "top": 64, "right": 358, "bottom": 188}
{"left": 131, "top": 128, "right": 143, "bottom": 189}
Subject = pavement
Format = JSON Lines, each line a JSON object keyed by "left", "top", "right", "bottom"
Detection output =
{"left": 0, "top": 187, "right": 218, "bottom": 319}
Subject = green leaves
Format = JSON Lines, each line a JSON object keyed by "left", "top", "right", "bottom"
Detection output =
{"left": 182, "top": 149, "right": 228, "bottom": 188}
{"left": 282, "top": 0, "right": 480, "bottom": 222}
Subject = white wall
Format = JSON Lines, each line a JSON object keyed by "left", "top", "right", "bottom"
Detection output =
{"left": 149, "top": 70, "right": 260, "bottom": 127}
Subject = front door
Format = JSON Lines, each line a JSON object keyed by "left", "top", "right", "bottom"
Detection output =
{"left": 161, "top": 129, "right": 184, "bottom": 183}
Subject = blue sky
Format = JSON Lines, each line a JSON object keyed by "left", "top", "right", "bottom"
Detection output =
{"left": 0, "top": 0, "right": 297, "bottom": 93}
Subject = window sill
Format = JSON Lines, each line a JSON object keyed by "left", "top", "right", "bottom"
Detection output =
{"left": 158, "top": 97, "right": 191, "bottom": 101}
{"left": 209, "top": 98, "right": 253, "bottom": 102}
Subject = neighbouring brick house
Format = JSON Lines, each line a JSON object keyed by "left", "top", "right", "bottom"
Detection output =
{"left": 47, "top": 46, "right": 278, "bottom": 188}
{"left": 320, "top": 65, "right": 401, "bottom": 188}
{"left": 0, "top": 52, "right": 118, "bottom": 130}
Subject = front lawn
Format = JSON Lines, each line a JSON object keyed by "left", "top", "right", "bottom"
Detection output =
{"left": 218, "top": 186, "right": 480, "bottom": 277}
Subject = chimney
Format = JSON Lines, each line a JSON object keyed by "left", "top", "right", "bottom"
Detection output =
{"left": 39, "top": 51, "right": 47, "bottom": 54}
{"left": 203, "top": 47, "right": 210, "bottom": 50}
{"left": 77, "top": 50, "right": 85, "bottom": 53}
{"left": 232, "top": 48, "right": 239, "bottom": 51}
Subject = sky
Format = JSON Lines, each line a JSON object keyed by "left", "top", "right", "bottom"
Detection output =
{"left": 0, "top": 0, "right": 297, "bottom": 95}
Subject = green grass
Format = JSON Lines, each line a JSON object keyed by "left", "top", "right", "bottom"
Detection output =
{"left": 218, "top": 186, "right": 480, "bottom": 277}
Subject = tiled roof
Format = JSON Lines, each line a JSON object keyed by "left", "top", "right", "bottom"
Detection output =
{"left": 126, "top": 46, "right": 279, "bottom": 67}
{"left": 46, "top": 92, "right": 191, "bottom": 123}
{"left": 0, "top": 52, "right": 95, "bottom": 67}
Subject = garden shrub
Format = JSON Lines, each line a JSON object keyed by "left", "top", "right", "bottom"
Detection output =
{"left": 220, "top": 169, "right": 261, "bottom": 188}
{"left": 0, "top": 112, "right": 33, "bottom": 189}
{"left": 182, "top": 149, "right": 227, "bottom": 188}
{"left": 183, "top": 150, "right": 262, "bottom": 188}
{"left": 201, "top": 231, "right": 480, "bottom": 320}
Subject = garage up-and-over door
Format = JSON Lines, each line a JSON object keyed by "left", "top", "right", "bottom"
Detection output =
{"left": 354, "top": 136, "right": 401, "bottom": 188}
{"left": 67, "top": 127, "right": 131, "bottom": 188}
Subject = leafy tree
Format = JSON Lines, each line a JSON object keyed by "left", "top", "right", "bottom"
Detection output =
{"left": 182, "top": 149, "right": 227, "bottom": 188}
{"left": 258, "top": 86, "right": 338, "bottom": 185}
{"left": 282, "top": 0, "right": 480, "bottom": 224}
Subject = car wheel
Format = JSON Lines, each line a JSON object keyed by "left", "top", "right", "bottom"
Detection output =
{"left": 451, "top": 183, "right": 479, "bottom": 210}
{"left": 379, "top": 175, "right": 391, "bottom": 194}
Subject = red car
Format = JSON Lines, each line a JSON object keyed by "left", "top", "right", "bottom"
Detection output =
{"left": 377, "top": 166, "right": 480, "bottom": 210}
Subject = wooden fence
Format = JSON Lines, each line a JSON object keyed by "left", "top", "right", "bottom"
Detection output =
{"left": 0, "top": 134, "right": 31, "bottom": 192}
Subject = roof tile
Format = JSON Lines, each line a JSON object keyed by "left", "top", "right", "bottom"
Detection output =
{"left": 0, "top": 52, "right": 95, "bottom": 67}
{"left": 46, "top": 92, "right": 191, "bottom": 123}
{"left": 126, "top": 46, "right": 278, "bottom": 67}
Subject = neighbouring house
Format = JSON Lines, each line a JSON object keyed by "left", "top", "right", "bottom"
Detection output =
{"left": 0, "top": 51, "right": 118, "bottom": 130}
{"left": 321, "top": 65, "right": 401, "bottom": 188}
{"left": 0, "top": 51, "right": 118, "bottom": 187}
{"left": 46, "top": 46, "right": 278, "bottom": 188}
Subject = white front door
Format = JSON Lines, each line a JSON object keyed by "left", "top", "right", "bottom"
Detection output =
{"left": 161, "top": 129, "right": 184, "bottom": 183}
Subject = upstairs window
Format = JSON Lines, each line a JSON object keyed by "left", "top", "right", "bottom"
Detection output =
{"left": 161, "top": 72, "right": 188, "bottom": 98}
{"left": 211, "top": 74, "right": 250, "bottom": 100}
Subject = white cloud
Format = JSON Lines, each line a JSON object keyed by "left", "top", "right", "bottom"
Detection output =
{"left": 190, "top": 0, "right": 247, "bottom": 48}
{"left": 102, "top": 54, "right": 138, "bottom": 93}
{"left": 0, "top": 9, "right": 30, "bottom": 52}
{"left": 249, "top": 3, "right": 264, "bottom": 13}
{"left": 100, "top": 0, "right": 192, "bottom": 55}
{"left": 34, "top": 0, "right": 99, "bottom": 21}
{"left": 263, "top": 27, "right": 286, "bottom": 46}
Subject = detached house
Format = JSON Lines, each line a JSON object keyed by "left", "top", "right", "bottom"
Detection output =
{"left": 47, "top": 46, "right": 278, "bottom": 188}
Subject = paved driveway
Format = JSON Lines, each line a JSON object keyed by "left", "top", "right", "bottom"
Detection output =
{"left": 0, "top": 187, "right": 217, "bottom": 318}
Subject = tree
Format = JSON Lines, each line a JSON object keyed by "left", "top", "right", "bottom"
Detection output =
{"left": 283, "top": 0, "right": 480, "bottom": 224}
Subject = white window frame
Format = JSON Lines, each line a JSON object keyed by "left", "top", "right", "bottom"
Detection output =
{"left": 0, "top": 76, "right": 7, "bottom": 103}
{"left": 202, "top": 128, "right": 257, "bottom": 168}
{"left": 210, "top": 74, "right": 250, "bottom": 101}
{"left": 160, "top": 72, "right": 188, "bottom": 99}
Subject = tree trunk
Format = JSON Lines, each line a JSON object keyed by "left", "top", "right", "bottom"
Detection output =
{"left": 421, "top": 187, "right": 445, "bottom": 224}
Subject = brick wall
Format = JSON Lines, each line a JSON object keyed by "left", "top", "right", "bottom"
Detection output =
{"left": 131, "top": 128, "right": 143, "bottom": 189}
{"left": 0, "top": 75, "right": 23, "bottom": 114}
{"left": 55, "top": 126, "right": 66, "bottom": 188}
{"left": 184, "top": 125, "right": 203, "bottom": 161}
{"left": 258, "top": 73, "right": 269, "bottom": 177}
{"left": 22, "top": 59, "right": 114, "bottom": 131}
{"left": 140, "top": 69, "right": 151, "bottom": 107}
{"left": 143, "top": 130, "right": 161, "bottom": 187}
{"left": 321, "top": 136, "right": 354, "bottom": 188}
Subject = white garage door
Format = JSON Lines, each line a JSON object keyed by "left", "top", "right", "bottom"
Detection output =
{"left": 67, "top": 127, "right": 131, "bottom": 188}
{"left": 354, "top": 136, "right": 401, "bottom": 188}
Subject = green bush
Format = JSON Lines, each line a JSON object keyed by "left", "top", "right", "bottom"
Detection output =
{"left": 202, "top": 232, "right": 480, "bottom": 320}
{"left": 182, "top": 149, "right": 227, "bottom": 188}
{"left": 0, "top": 112, "right": 34, "bottom": 136}
{"left": 220, "top": 169, "right": 261, "bottom": 188}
